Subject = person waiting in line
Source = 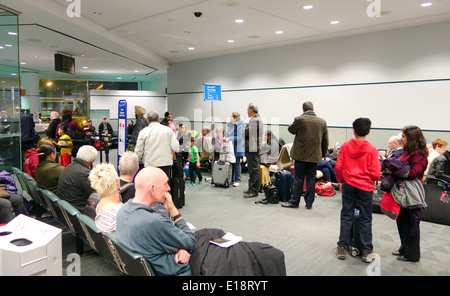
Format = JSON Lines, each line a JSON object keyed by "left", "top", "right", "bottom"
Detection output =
{"left": 57, "top": 145, "right": 97, "bottom": 216}
{"left": 160, "top": 111, "right": 176, "bottom": 133}
{"left": 281, "top": 101, "right": 328, "bottom": 209}
{"left": 116, "top": 167, "right": 197, "bottom": 276}
{"left": 56, "top": 112, "right": 85, "bottom": 136}
{"left": 392, "top": 125, "right": 428, "bottom": 262}
{"left": 243, "top": 103, "right": 264, "bottom": 198}
{"left": 134, "top": 111, "right": 179, "bottom": 178}
{"left": 35, "top": 144, "right": 65, "bottom": 195}
{"left": 259, "top": 130, "right": 279, "bottom": 191}
{"left": 89, "top": 163, "right": 123, "bottom": 233}
{"left": 224, "top": 112, "right": 245, "bottom": 187}
{"left": 131, "top": 105, "right": 148, "bottom": 140}
{"left": 334, "top": 118, "right": 381, "bottom": 263}
{"left": 55, "top": 125, "right": 73, "bottom": 167}
{"left": 98, "top": 116, "right": 113, "bottom": 163}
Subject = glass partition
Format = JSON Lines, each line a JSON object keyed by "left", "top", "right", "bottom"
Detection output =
{"left": 0, "top": 7, "right": 21, "bottom": 171}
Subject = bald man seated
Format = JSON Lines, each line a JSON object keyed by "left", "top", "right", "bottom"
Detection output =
{"left": 116, "top": 167, "right": 197, "bottom": 276}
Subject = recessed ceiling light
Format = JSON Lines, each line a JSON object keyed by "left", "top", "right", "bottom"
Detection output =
{"left": 134, "top": 70, "right": 139, "bottom": 73}
{"left": 330, "top": 20, "right": 340, "bottom": 25}
{"left": 235, "top": 19, "right": 244, "bottom": 23}
{"left": 421, "top": 2, "right": 432, "bottom": 7}
{"left": 303, "top": 5, "right": 313, "bottom": 10}
{"left": 275, "top": 31, "right": 284, "bottom": 35}
{"left": 188, "top": 47, "right": 195, "bottom": 50}
{"left": 82, "top": 66, "right": 88, "bottom": 69}
{"left": 228, "top": 39, "right": 235, "bottom": 43}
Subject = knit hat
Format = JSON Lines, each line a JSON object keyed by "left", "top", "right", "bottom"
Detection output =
{"left": 135, "top": 105, "right": 146, "bottom": 116}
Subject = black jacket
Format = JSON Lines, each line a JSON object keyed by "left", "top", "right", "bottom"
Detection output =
{"left": 190, "top": 228, "right": 286, "bottom": 276}
{"left": 428, "top": 151, "right": 450, "bottom": 183}
{"left": 57, "top": 158, "right": 95, "bottom": 212}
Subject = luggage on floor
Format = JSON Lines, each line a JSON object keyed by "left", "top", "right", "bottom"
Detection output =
{"left": 372, "top": 185, "right": 383, "bottom": 213}
{"left": 263, "top": 182, "right": 279, "bottom": 204}
{"left": 349, "top": 208, "right": 362, "bottom": 257}
{"left": 315, "top": 182, "right": 335, "bottom": 197}
{"left": 275, "top": 169, "right": 293, "bottom": 202}
{"left": 212, "top": 160, "right": 232, "bottom": 187}
{"left": 184, "top": 162, "right": 197, "bottom": 178}
{"left": 170, "top": 178, "right": 185, "bottom": 208}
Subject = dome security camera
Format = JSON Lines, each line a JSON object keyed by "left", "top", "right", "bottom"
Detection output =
{"left": 194, "top": 12, "right": 203, "bottom": 17}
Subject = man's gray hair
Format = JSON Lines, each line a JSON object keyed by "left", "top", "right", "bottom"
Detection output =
{"left": 248, "top": 103, "right": 258, "bottom": 114}
{"left": 77, "top": 145, "right": 98, "bottom": 163}
{"left": 119, "top": 151, "right": 139, "bottom": 175}
{"left": 147, "top": 111, "right": 159, "bottom": 122}
{"left": 302, "top": 101, "right": 314, "bottom": 112}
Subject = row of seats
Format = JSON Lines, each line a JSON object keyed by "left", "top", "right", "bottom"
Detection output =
{"left": 11, "top": 167, "right": 155, "bottom": 276}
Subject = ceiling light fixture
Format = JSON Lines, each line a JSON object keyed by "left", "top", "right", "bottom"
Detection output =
{"left": 421, "top": 2, "right": 432, "bottom": 7}
{"left": 82, "top": 66, "right": 88, "bottom": 69}
{"left": 228, "top": 40, "right": 235, "bottom": 43}
{"left": 188, "top": 47, "right": 195, "bottom": 50}
{"left": 8, "top": 32, "right": 17, "bottom": 36}
{"left": 235, "top": 19, "right": 244, "bottom": 23}
{"left": 330, "top": 20, "right": 340, "bottom": 25}
{"left": 275, "top": 31, "right": 284, "bottom": 35}
{"left": 303, "top": 5, "right": 313, "bottom": 10}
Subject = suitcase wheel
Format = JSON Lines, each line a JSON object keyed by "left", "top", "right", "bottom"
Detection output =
{"left": 350, "top": 247, "right": 360, "bottom": 257}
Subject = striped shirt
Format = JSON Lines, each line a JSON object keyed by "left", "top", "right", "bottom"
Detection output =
{"left": 95, "top": 204, "right": 123, "bottom": 233}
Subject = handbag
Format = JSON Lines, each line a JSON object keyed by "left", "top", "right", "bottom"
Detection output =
{"left": 220, "top": 142, "right": 236, "bottom": 163}
{"left": 315, "top": 182, "right": 335, "bottom": 197}
{"left": 380, "top": 192, "right": 400, "bottom": 220}
{"left": 391, "top": 178, "right": 427, "bottom": 208}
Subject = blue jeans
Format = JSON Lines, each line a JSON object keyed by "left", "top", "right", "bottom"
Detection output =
{"left": 337, "top": 183, "right": 373, "bottom": 253}
{"left": 290, "top": 160, "right": 317, "bottom": 207}
{"left": 316, "top": 160, "right": 335, "bottom": 181}
{"left": 232, "top": 156, "right": 242, "bottom": 183}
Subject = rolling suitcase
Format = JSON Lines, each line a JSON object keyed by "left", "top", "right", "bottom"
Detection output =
{"left": 212, "top": 160, "right": 232, "bottom": 187}
{"left": 170, "top": 177, "right": 185, "bottom": 208}
{"left": 275, "top": 169, "right": 293, "bottom": 202}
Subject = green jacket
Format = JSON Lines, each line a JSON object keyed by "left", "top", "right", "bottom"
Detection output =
{"left": 288, "top": 110, "right": 329, "bottom": 163}
{"left": 35, "top": 161, "right": 65, "bottom": 194}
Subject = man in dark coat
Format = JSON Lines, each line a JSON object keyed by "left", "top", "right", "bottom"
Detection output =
{"left": 57, "top": 145, "right": 97, "bottom": 215}
{"left": 281, "top": 101, "right": 329, "bottom": 209}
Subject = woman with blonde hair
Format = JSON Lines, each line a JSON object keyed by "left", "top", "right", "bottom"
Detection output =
{"left": 89, "top": 163, "right": 122, "bottom": 233}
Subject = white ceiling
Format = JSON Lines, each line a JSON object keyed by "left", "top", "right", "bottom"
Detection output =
{"left": 1, "top": 0, "right": 450, "bottom": 82}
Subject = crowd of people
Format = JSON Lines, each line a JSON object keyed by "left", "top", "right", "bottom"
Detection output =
{"left": 1, "top": 100, "right": 447, "bottom": 275}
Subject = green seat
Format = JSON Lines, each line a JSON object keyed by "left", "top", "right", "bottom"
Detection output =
{"left": 57, "top": 199, "right": 90, "bottom": 255}
{"left": 104, "top": 232, "right": 155, "bottom": 276}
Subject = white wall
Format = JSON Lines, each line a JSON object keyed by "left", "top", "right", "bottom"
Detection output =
{"left": 167, "top": 21, "right": 450, "bottom": 149}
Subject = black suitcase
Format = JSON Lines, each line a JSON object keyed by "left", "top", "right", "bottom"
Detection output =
{"left": 170, "top": 178, "right": 185, "bottom": 209}
{"left": 275, "top": 170, "right": 293, "bottom": 201}
{"left": 349, "top": 208, "right": 362, "bottom": 256}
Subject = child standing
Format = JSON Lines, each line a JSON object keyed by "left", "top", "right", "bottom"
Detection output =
{"left": 56, "top": 125, "right": 73, "bottom": 167}
{"left": 187, "top": 137, "right": 203, "bottom": 186}
{"left": 334, "top": 118, "right": 381, "bottom": 263}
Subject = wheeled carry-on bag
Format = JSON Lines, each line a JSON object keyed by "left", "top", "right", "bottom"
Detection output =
{"left": 212, "top": 160, "right": 233, "bottom": 188}
{"left": 170, "top": 177, "right": 185, "bottom": 209}
{"left": 275, "top": 169, "right": 293, "bottom": 202}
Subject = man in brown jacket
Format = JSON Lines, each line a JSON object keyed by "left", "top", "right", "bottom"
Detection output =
{"left": 281, "top": 101, "right": 328, "bottom": 209}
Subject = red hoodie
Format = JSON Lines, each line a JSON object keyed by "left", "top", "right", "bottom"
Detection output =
{"left": 23, "top": 148, "right": 39, "bottom": 179}
{"left": 335, "top": 138, "right": 381, "bottom": 192}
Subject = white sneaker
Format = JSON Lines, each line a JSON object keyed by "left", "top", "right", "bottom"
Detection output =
{"left": 233, "top": 182, "right": 241, "bottom": 187}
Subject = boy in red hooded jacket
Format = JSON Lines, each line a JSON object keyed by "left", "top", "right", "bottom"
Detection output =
{"left": 334, "top": 118, "right": 381, "bottom": 263}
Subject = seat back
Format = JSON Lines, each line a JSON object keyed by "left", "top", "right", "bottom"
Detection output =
{"left": 22, "top": 172, "right": 47, "bottom": 209}
{"left": 104, "top": 232, "right": 155, "bottom": 276}
{"left": 41, "top": 190, "right": 71, "bottom": 230}
{"left": 77, "top": 214, "right": 119, "bottom": 267}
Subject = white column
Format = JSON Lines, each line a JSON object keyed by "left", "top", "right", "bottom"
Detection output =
{"left": 20, "top": 71, "right": 40, "bottom": 114}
